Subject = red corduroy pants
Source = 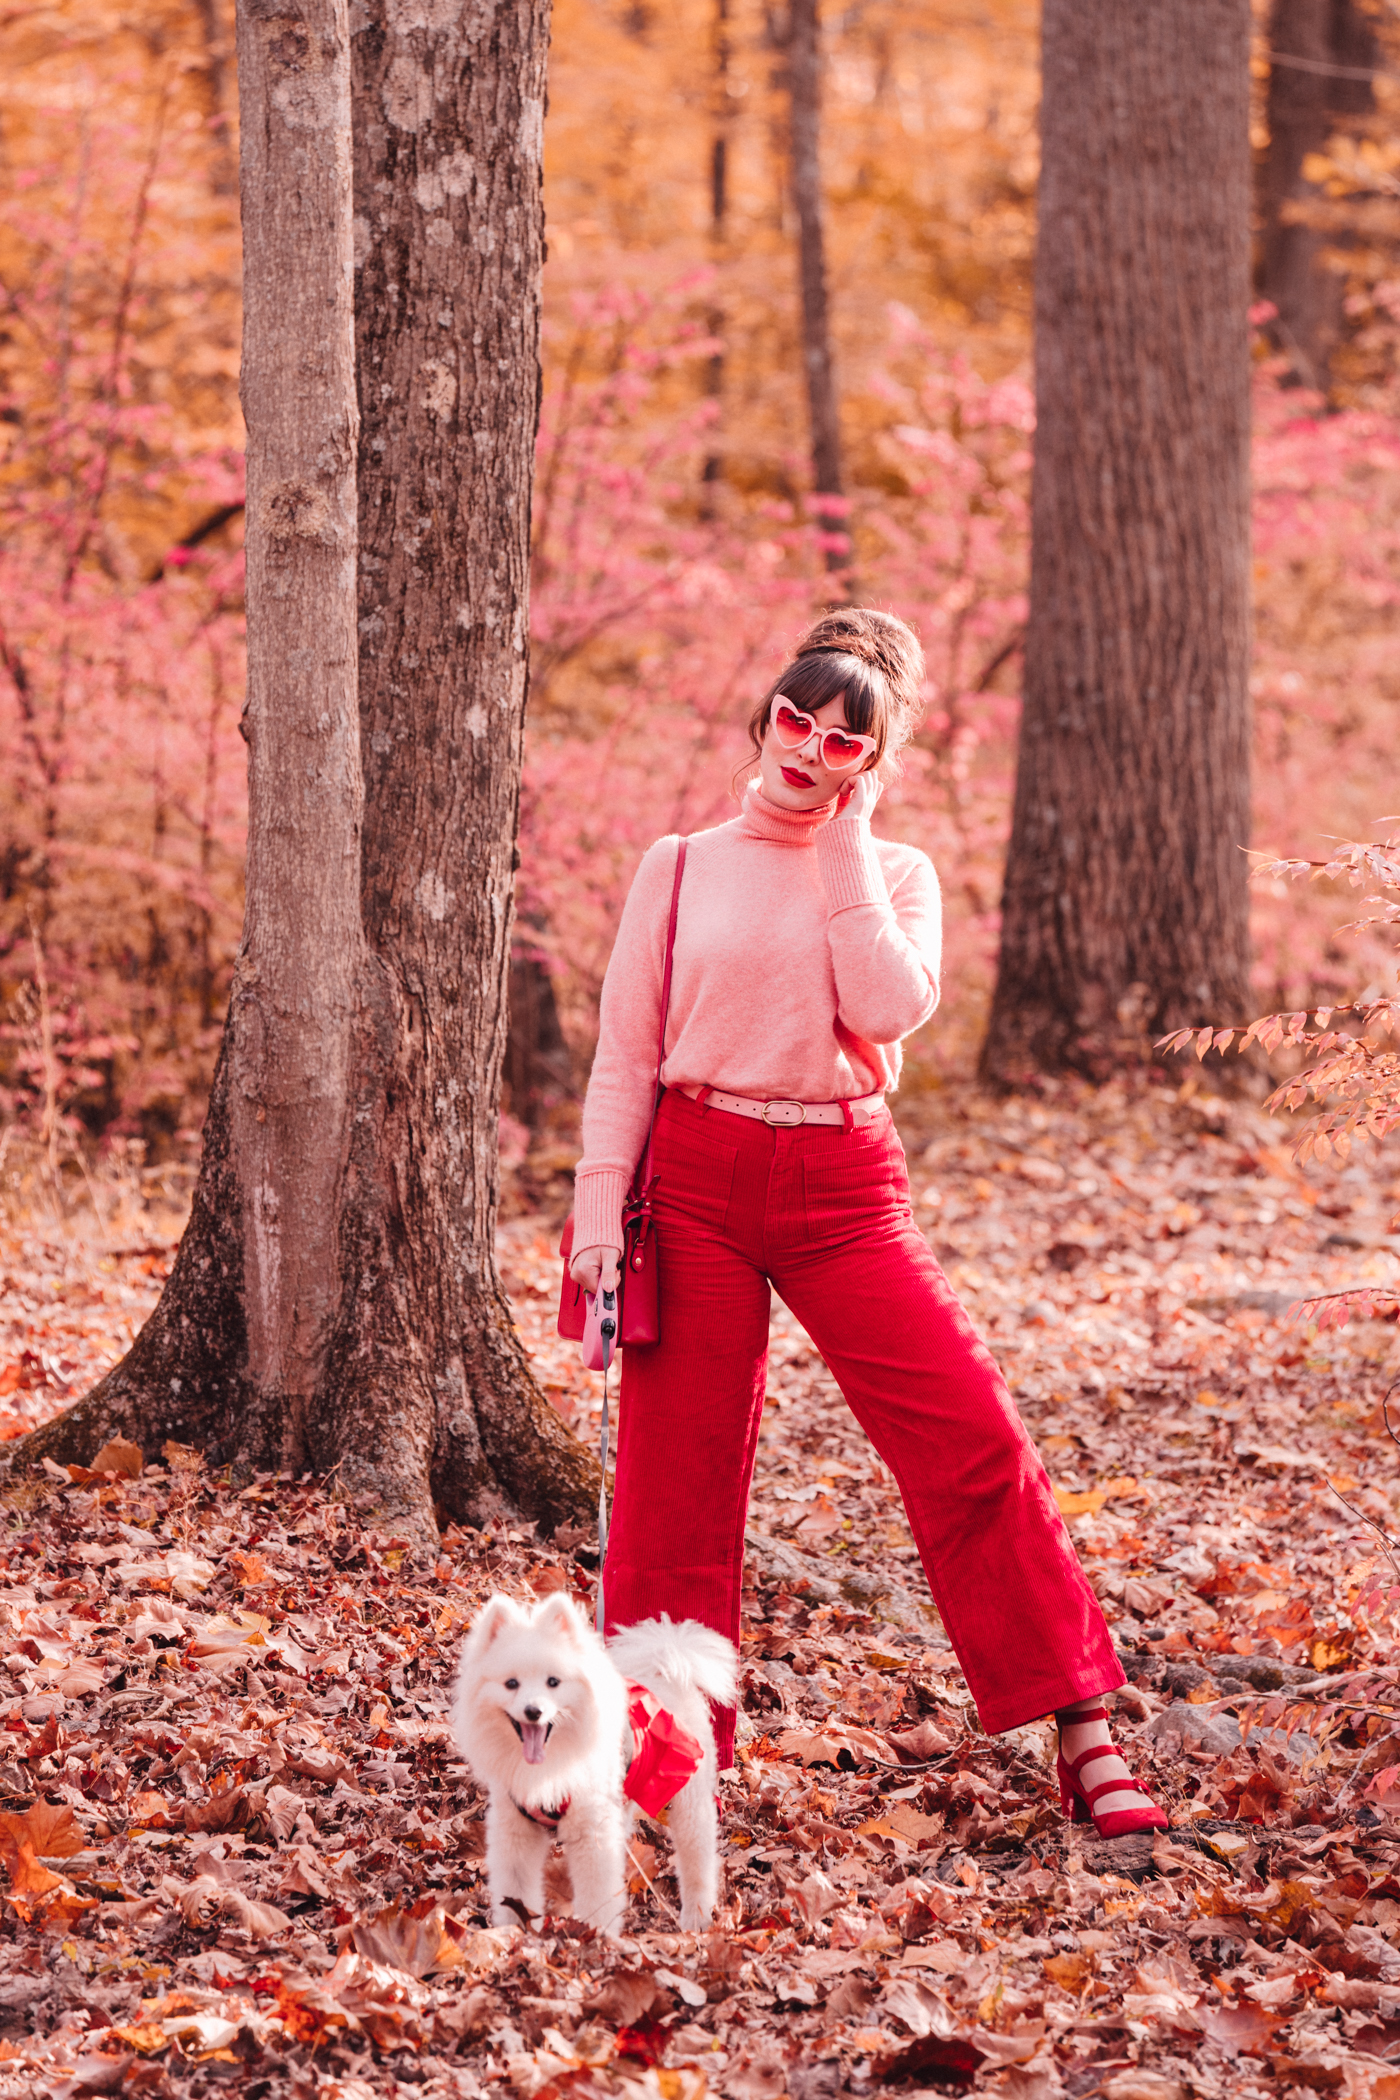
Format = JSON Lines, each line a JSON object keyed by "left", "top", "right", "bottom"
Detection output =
{"left": 603, "top": 1089, "right": 1123, "bottom": 1764}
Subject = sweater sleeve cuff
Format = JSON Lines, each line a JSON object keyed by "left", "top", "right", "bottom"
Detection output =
{"left": 572, "top": 1167, "right": 629, "bottom": 1256}
{"left": 816, "top": 818, "right": 890, "bottom": 913}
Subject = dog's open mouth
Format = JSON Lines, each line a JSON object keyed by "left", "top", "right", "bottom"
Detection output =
{"left": 510, "top": 1716, "right": 551, "bottom": 1764}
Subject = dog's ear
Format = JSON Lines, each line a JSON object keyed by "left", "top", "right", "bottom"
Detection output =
{"left": 470, "top": 1594, "right": 522, "bottom": 1651}
{"left": 533, "top": 1590, "right": 587, "bottom": 1644}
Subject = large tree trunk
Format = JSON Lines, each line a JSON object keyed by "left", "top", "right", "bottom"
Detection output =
{"left": 786, "top": 0, "right": 846, "bottom": 570}
{"left": 1260, "top": 0, "right": 1376, "bottom": 391}
{"left": 332, "top": 0, "right": 591, "bottom": 1532}
{"left": 980, "top": 0, "right": 1253, "bottom": 1088}
{"left": 5, "top": 0, "right": 595, "bottom": 1543}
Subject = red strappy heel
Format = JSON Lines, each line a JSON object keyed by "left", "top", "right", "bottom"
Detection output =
{"left": 1057, "top": 1706, "right": 1169, "bottom": 1838}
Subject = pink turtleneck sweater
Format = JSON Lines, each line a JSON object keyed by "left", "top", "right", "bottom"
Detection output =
{"left": 573, "top": 783, "right": 942, "bottom": 1255}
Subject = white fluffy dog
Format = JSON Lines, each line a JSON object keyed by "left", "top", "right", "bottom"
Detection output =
{"left": 451, "top": 1591, "right": 736, "bottom": 1935}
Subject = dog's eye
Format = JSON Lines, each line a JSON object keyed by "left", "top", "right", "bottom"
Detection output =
{"left": 504, "top": 1678, "right": 519, "bottom": 1690}
{"left": 546, "top": 1677, "right": 560, "bottom": 1688}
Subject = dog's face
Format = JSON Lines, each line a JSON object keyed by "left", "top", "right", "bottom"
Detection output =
{"left": 460, "top": 1592, "right": 599, "bottom": 1772}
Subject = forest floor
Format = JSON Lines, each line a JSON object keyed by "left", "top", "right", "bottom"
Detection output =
{"left": 1, "top": 1076, "right": 1400, "bottom": 2100}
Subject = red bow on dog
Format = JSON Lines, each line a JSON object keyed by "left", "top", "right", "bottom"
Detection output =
{"left": 622, "top": 1682, "right": 704, "bottom": 1817}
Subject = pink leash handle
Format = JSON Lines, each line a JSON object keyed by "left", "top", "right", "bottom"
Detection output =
{"left": 595, "top": 1310, "right": 613, "bottom": 1636}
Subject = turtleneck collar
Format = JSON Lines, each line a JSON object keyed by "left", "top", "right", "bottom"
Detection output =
{"left": 738, "top": 779, "right": 838, "bottom": 845}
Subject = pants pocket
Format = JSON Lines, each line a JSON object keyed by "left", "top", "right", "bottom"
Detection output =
{"left": 651, "top": 1113, "right": 741, "bottom": 1234}
{"left": 802, "top": 1128, "right": 909, "bottom": 1239}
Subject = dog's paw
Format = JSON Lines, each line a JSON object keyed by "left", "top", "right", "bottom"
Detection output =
{"left": 677, "top": 1902, "right": 713, "bottom": 1931}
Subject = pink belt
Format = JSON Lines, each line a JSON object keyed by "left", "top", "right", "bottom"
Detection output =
{"left": 678, "top": 1083, "right": 887, "bottom": 1131}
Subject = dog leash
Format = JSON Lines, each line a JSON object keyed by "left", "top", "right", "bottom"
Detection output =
{"left": 595, "top": 1289, "right": 616, "bottom": 1635}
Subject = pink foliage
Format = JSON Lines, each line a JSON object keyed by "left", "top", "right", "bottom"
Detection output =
{"left": 522, "top": 296, "right": 1400, "bottom": 1087}
{"left": 4, "top": 209, "right": 1400, "bottom": 1144}
{"left": 522, "top": 293, "right": 1030, "bottom": 1075}
{"left": 1249, "top": 366, "right": 1400, "bottom": 1011}
{"left": 0, "top": 117, "right": 246, "bottom": 1150}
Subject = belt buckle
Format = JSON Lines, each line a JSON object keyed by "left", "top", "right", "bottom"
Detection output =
{"left": 762, "top": 1098, "right": 806, "bottom": 1128}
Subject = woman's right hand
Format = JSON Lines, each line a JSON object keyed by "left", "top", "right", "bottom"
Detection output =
{"left": 569, "top": 1243, "right": 621, "bottom": 1296}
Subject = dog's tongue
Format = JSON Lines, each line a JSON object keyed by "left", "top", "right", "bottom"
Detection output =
{"left": 520, "top": 1721, "right": 548, "bottom": 1765}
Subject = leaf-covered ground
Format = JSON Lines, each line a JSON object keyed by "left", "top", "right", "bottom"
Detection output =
{"left": 1, "top": 1079, "right": 1399, "bottom": 2100}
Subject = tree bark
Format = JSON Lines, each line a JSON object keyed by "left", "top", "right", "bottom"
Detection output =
{"left": 980, "top": 0, "right": 1254, "bottom": 1088}
{"left": 5, "top": 0, "right": 596, "bottom": 1544}
{"left": 1260, "top": 0, "right": 1376, "bottom": 391}
{"left": 786, "top": 0, "right": 846, "bottom": 570}
{"left": 330, "top": 0, "right": 592, "bottom": 1539}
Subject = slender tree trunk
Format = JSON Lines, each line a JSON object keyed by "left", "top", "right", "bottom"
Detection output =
{"left": 6, "top": 0, "right": 595, "bottom": 1543}
{"left": 786, "top": 0, "right": 846, "bottom": 571}
{"left": 505, "top": 932, "right": 573, "bottom": 1129}
{"left": 4, "top": 0, "right": 364, "bottom": 1479}
{"left": 191, "top": 0, "right": 238, "bottom": 196}
{"left": 1260, "top": 0, "right": 1376, "bottom": 391}
{"left": 701, "top": 0, "right": 731, "bottom": 502}
{"left": 980, "top": 0, "right": 1253, "bottom": 1088}
{"left": 233, "top": 0, "right": 365, "bottom": 1466}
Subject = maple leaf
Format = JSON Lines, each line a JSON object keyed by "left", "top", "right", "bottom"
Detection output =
{"left": 346, "top": 1898, "right": 469, "bottom": 1978}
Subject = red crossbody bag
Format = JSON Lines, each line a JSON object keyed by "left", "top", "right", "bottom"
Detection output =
{"left": 557, "top": 837, "right": 688, "bottom": 1347}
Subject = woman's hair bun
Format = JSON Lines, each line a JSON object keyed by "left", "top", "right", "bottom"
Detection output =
{"left": 793, "top": 607, "right": 925, "bottom": 715}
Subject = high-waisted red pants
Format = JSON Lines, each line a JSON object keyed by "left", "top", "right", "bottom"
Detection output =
{"left": 603, "top": 1090, "right": 1123, "bottom": 1763}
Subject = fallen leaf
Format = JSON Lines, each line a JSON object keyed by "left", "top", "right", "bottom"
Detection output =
{"left": 347, "top": 1899, "right": 468, "bottom": 1978}
{"left": 772, "top": 1723, "right": 896, "bottom": 1766}
{"left": 1043, "top": 1952, "right": 1092, "bottom": 1990}
{"left": 888, "top": 1718, "right": 955, "bottom": 1760}
{"left": 724, "top": 2055, "right": 789, "bottom": 2100}
{"left": 1053, "top": 1485, "right": 1108, "bottom": 1518}
{"left": 107, "top": 2023, "right": 171, "bottom": 2055}
{"left": 88, "top": 1437, "right": 142, "bottom": 1478}
{"left": 885, "top": 1801, "right": 946, "bottom": 1845}
{"left": 16, "top": 1802, "right": 85, "bottom": 1859}
{"left": 1197, "top": 2002, "right": 1282, "bottom": 2055}
{"left": 879, "top": 1974, "right": 955, "bottom": 2038}
{"left": 584, "top": 1972, "right": 666, "bottom": 2026}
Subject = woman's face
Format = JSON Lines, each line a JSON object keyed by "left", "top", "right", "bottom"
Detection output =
{"left": 757, "top": 692, "right": 876, "bottom": 811}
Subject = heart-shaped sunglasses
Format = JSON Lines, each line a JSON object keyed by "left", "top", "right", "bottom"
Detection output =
{"left": 770, "top": 698, "right": 877, "bottom": 773}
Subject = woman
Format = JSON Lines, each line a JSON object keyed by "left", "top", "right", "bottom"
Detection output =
{"left": 570, "top": 607, "right": 1165, "bottom": 1838}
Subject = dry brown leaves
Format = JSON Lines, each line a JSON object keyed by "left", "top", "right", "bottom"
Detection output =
{"left": 0, "top": 1079, "right": 1398, "bottom": 2097}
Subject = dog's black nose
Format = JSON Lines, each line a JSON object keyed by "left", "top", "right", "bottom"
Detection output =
{"left": 523, "top": 1703, "right": 541, "bottom": 1723}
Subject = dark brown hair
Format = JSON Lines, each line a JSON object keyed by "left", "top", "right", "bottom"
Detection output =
{"left": 739, "top": 607, "right": 926, "bottom": 791}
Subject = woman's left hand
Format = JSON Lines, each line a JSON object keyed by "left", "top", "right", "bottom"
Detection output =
{"left": 837, "top": 770, "right": 883, "bottom": 823}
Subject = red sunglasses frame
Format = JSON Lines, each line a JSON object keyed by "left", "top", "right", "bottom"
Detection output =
{"left": 769, "top": 697, "right": 878, "bottom": 773}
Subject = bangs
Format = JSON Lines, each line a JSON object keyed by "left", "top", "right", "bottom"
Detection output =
{"left": 774, "top": 651, "right": 888, "bottom": 740}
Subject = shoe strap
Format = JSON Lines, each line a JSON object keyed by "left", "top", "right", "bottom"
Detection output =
{"left": 1065, "top": 1738, "right": 1124, "bottom": 1779}
{"left": 1081, "top": 1773, "right": 1153, "bottom": 1807}
{"left": 1059, "top": 1705, "right": 1109, "bottom": 1727}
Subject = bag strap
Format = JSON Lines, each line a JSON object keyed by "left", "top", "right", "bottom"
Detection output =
{"left": 628, "top": 836, "right": 688, "bottom": 1207}
{"left": 599, "top": 841, "right": 685, "bottom": 1639}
